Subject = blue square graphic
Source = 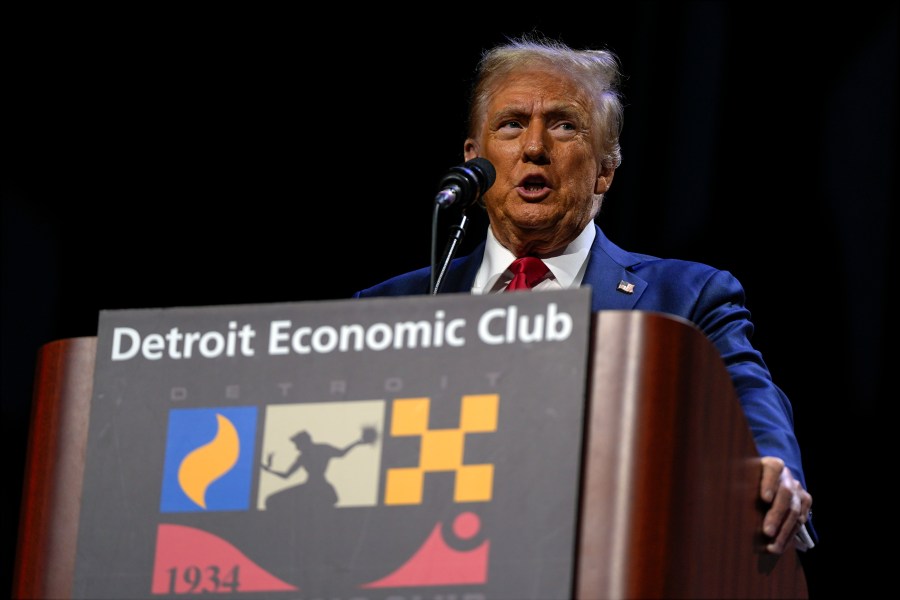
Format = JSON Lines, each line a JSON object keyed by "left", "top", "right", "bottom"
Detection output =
{"left": 160, "top": 406, "right": 257, "bottom": 513}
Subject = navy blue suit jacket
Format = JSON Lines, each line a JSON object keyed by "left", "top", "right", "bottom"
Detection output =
{"left": 354, "top": 224, "right": 809, "bottom": 496}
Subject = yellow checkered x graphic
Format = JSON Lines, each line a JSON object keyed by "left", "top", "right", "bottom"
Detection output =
{"left": 384, "top": 394, "right": 499, "bottom": 505}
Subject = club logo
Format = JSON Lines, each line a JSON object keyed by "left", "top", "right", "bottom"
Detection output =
{"left": 153, "top": 395, "right": 497, "bottom": 594}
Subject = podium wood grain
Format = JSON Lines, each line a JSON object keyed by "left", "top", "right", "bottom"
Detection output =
{"left": 14, "top": 337, "right": 95, "bottom": 600}
{"left": 576, "top": 311, "right": 808, "bottom": 599}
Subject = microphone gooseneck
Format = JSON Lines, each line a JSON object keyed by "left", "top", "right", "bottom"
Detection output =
{"left": 430, "top": 157, "right": 496, "bottom": 295}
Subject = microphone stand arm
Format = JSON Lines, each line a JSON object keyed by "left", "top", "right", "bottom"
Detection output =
{"left": 431, "top": 212, "right": 469, "bottom": 295}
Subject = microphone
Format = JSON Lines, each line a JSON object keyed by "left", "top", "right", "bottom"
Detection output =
{"left": 434, "top": 157, "right": 496, "bottom": 209}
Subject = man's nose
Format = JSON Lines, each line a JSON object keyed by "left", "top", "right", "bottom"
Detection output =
{"left": 521, "top": 127, "right": 549, "bottom": 163}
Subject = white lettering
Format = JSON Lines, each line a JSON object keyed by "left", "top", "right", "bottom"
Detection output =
{"left": 269, "top": 320, "right": 291, "bottom": 355}
{"left": 142, "top": 333, "right": 165, "bottom": 359}
{"left": 477, "top": 308, "right": 506, "bottom": 345}
{"left": 266, "top": 313, "right": 470, "bottom": 356}
{"left": 112, "top": 323, "right": 258, "bottom": 361}
{"left": 546, "top": 302, "right": 572, "bottom": 341}
{"left": 111, "top": 327, "right": 140, "bottom": 360}
{"left": 477, "top": 303, "right": 573, "bottom": 345}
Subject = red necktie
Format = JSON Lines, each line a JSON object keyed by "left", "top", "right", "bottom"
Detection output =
{"left": 505, "top": 256, "right": 550, "bottom": 291}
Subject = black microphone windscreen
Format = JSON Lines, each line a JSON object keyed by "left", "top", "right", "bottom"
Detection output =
{"left": 466, "top": 157, "right": 496, "bottom": 190}
{"left": 434, "top": 157, "right": 498, "bottom": 209}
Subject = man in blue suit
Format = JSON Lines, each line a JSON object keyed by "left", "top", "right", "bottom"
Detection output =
{"left": 354, "top": 34, "right": 814, "bottom": 554}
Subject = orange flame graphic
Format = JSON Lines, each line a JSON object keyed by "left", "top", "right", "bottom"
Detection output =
{"left": 177, "top": 414, "right": 240, "bottom": 509}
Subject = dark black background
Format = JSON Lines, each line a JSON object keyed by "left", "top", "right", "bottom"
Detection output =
{"left": 3, "top": 4, "right": 896, "bottom": 598}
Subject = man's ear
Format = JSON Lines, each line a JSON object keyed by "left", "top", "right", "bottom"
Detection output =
{"left": 464, "top": 139, "right": 479, "bottom": 161}
{"left": 595, "top": 165, "right": 615, "bottom": 194}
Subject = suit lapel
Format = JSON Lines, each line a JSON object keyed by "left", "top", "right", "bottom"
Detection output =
{"left": 437, "top": 242, "right": 485, "bottom": 294}
{"left": 584, "top": 225, "right": 647, "bottom": 313}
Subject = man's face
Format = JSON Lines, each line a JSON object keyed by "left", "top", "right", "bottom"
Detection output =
{"left": 465, "top": 68, "right": 613, "bottom": 256}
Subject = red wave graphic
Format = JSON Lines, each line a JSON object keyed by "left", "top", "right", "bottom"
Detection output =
{"left": 152, "top": 523, "right": 297, "bottom": 594}
{"left": 360, "top": 513, "right": 489, "bottom": 588}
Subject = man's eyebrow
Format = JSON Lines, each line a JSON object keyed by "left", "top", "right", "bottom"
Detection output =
{"left": 490, "top": 104, "right": 529, "bottom": 120}
{"left": 490, "top": 102, "right": 585, "bottom": 121}
{"left": 491, "top": 102, "right": 585, "bottom": 121}
{"left": 544, "top": 101, "right": 587, "bottom": 118}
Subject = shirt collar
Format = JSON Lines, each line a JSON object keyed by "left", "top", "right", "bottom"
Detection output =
{"left": 471, "top": 223, "right": 596, "bottom": 294}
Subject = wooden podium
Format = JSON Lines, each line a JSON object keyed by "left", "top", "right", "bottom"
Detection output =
{"left": 14, "top": 336, "right": 95, "bottom": 600}
{"left": 12, "top": 310, "right": 807, "bottom": 599}
{"left": 576, "top": 311, "right": 808, "bottom": 598}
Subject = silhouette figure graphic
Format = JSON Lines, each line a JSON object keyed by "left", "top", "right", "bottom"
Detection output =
{"left": 261, "top": 426, "right": 377, "bottom": 512}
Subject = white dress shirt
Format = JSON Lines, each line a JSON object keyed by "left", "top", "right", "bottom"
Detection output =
{"left": 471, "top": 224, "right": 596, "bottom": 295}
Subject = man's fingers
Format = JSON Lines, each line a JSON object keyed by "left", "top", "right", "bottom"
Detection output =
{"left": 758, "top": 456, "right": 814, "bottom": 554}
{"left": 766, "top": 519, "right": 802, "bottom": 554}
{"left": 758, "top": 456, "right": 785, "bottom": 502}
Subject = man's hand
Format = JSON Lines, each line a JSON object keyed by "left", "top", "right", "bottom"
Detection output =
{"left": 759, "top": 456, "right": 813, "bottom": 554}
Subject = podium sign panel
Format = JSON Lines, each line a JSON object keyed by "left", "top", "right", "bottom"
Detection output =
{"left": 71, "top": 289, "right": 592, "bottom": 599}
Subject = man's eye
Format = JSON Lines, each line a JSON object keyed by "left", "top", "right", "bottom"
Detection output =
{"left": 558, "top": 122, "right": 576, "bottom": 131}
{"left": 500, "top": 120, "right": 524, "bottom": 129}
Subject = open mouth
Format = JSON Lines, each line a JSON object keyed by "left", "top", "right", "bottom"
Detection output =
{"left": 517, "top": 174, "right": 551, "bottom": 199}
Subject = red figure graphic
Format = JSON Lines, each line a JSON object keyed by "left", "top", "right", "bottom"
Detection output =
{"left": 360, "top": 511, "right": 489, "bottom": 588}
{"left": 151, "top": 523, "right": 297, "bottom": 594}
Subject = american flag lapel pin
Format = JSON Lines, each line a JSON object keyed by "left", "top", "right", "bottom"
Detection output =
{"left": 617, "top": 280, "right": 635, "bottom": 294}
